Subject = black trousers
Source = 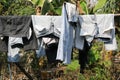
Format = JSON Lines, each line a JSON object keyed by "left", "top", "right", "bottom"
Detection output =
{"left": 45, "top": 43, "right": 58, "bottom": 64}
{"left": 79, "top": 39, "right": 91, "bottom": 73}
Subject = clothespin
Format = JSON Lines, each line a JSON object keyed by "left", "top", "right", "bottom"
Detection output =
{"left": 114, "top": 14, "right": 120, "bottom": 16}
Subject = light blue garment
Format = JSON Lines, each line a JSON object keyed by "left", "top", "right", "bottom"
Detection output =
{"left": 65, "top": 2, "right": 78, "bottom": 22}
{"left": 52, "top": 16, "right": 62, "bottom": 37}
{"left": 8, "top": 37, "right": 23, "bottom": 62}
{"left": 74, "top": 19, "right": 84, "bottom": 50}
{"left": 79, "top": 15, "right": 97, "bottom": 43}
{"left": 79, "top": 14, "right": 117, "bottom": 50}
{"left": 56, "top": 2, "right": 78, "bottom": 64}
{"left": 36, "top": 38, "right": 46, "bottom": 58}
{"left": 32, "top": 15, "right": 62, "bottom": 58}
{"left": 96, "top": 14, "right": 114, "bottom": 40}
{"left": 36, "top": 37, "right": 58, "bottom": 58}
{"left": 32, "top": 15, "right": 62, "bottom": 38}
{"left": 32, "top": 15, "right": 52, "bottom": 38}
{"left": 96, "top": 14, "right": 117, "bottom": 50}
{"left": 104, "top": 29, "right": 117, "bottom": 50}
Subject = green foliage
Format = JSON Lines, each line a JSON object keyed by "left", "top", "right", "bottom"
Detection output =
{"left": 15, "top": 6, "right": 35, "bottom": 15}
{"left": 72, "top": 62, "right": 111, "bottom": 80}
{"left": 50, "top": 0, "right": 63, "bottom": 15}
{"left": 115, "top": 0, "right": 120, "bottom": 13}
{"left": 0, "top": 0, "right": 6, "bottom": 3}
{"left": 88, "top": 41, "right": 103, "bottom": 65}
{"left": 116, "top": 34, "right": 120, "bottom": 52}
{"left": 0, "top": 0, "right": 119, "bottom": 79}
{"left": 80, "top": 1, "right": 88, "bottom": 14}
{"left": 88, "top": 41, "right": 113, "bottom": 69}
{"left": 93, "top": 0, "right": 116, "bottom": 14}
{"left": 0, "top": 52, "right": 7, "bottom": 63}
{"left": 0, "top": 3, "right": 3, "bottom": 14}
{"left": 89, "top": 67, "right": 111, "bottom": 80}
{"left": 41, "top": 0, "right": 53, "bottom": 15}
{"left": 28, "top": 0, "right": 45, "bottom": 7}
{"left": 93, "top": 0, "right": 107, "bottom": 13}
{"left": 66, "top": 60, "right": 79, "bottom": 71}
{"left": 78, "top": 74, "right": 86, "bottom": 80}
{"left": 0, "top": 0, "right": 35, "bottom": 15}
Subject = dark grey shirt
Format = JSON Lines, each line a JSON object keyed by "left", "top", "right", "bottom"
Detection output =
{"left": 0, "top": 16, "right": 31, "bottom": 37}
{"left": 0, "top": 37, "right": 8, "bottom": 52}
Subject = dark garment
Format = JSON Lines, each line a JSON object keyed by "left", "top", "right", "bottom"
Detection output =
{"left": 0, "top": 37, "right": 8, "bottom": 52}
{"left": 0, "top": 16, "right": 31, "bottom": 37}
{"left": 79, "top": 39, "right": 91, "bottom": 73}
{"left": 45, "top": 42, "right": 58, "bottom": 64}
{"left": 23, "top": 32, "right": 38, "bottom": 51}
{"left": 23, "top": 22, "right": 38, "bottom": 51}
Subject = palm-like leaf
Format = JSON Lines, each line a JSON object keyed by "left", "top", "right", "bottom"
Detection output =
{"left": 93, "top": 0, "right": 107, "bottom": 13}
{"left": 28, "top": 0, "right": 45, "bottom": 7}
{"left": 0, "top": 0, "right": 7, "bottom": 3}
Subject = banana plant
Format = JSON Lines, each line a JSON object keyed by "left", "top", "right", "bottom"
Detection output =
{"left": 93, "top": 0, "right": 107, "bottom": 13}
{"left": 27, "top": 0, "right": 72, "bottom": 15}
{"left": 0, "top": 0, "right": 7, "bottom": 3}
{"left": 28, "top": 0, "right": 45, "bottom": 7}
{"left": 27, "top": 0, "right": 52, "bottom": 15}
{"left": 93, "top": 0, "right": 116, "bottom": 14}
{"left": 0, "top": 0, "right": 35, "bottom": 15}
{"left": 0, "top": 3, "right": 3, "bottom": 14}
{"left": 115, "top": 0, "right": 120, "bottom": 13}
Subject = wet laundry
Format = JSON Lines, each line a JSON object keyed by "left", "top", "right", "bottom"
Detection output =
{"left": 0, "top": 16, "right": 31, "bottom": 37}
{"left": 8, "top": 37, "right": 23, "bottom": 62}
{"left": 56, "top": 2, "right": 84, "bottom": 64}
{"left": 32, "top": 15, "right": 61, "bottom": 65}
{"left": 79, "top": 14, "right": 117, "bottom": 50}
{"left": 31, "top": 15, "right": 61, "bottom": 38}
{"left": 0, "top": 36, "right": 8, "bottom": 52}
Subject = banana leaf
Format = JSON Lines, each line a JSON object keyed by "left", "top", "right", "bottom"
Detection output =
{"left": 80, "top": 1, "right": 88, "bottom": 14}
{"left": 93, "top": 0, "right": 107, "bottom": 13}
{"left": 28, "top": 0, "right": 45, "bottom": 7}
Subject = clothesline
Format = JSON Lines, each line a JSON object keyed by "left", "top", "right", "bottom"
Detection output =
{"left": 36, "top": 14, "right": 120, "bottom": 16}
{"left": 114, "top": 14, "right": 120, "bottom": 16}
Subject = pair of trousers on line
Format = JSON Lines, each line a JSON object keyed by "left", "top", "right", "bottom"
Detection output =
{"left": 0, "top": 16, "right": 38, "bottom": 62}
{"left": 32, "top": 15, "right": 62, "bottom": 58}
{"left": 0, "top": 16, "right": 38, "bottom": 52}
{"left": 7, "top": 29, "right": 38, "bottom": 62}
{"left": 56, "top": 2, "right": 117, "bottom": 64}
{"left": 79, "top": 14, "right": 117, "bottom": 51}
{"left": 32, "top": 15, "right": 61, "bottom": 38}
{"left": 56, "top": 2, "right": 84, "bottom": 64}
